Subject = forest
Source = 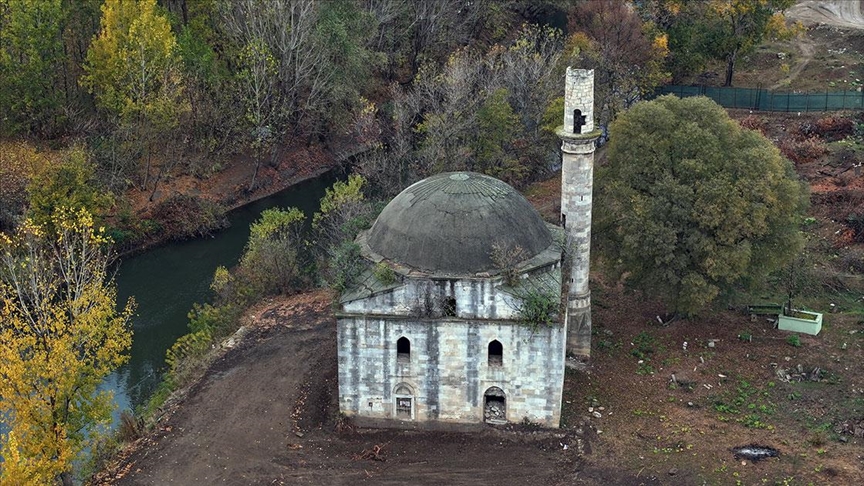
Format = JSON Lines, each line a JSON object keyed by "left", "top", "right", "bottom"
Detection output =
{"left": 0, "top": 0, "right": 796, "bottom": 242}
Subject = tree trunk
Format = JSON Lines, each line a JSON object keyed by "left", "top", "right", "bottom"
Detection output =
{"left": 724, "top": 50, "right": 737, "bottom": 87}
{"left": 249, "top": 155, "right": 261, "bottom": 193}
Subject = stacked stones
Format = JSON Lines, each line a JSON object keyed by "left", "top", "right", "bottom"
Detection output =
{"left": 484, "top": 401, "right": 506, "bottom": 424}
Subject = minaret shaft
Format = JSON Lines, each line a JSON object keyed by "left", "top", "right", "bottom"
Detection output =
{"left": 558, "top": 68, "right": 599, "bottom": 358}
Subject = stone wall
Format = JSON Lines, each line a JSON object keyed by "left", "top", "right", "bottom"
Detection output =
{"left": 341, "top": 263, "right": 560, "bottom": 321}
{"left": 337, "top": 315, "right": 566, "bottom": 427}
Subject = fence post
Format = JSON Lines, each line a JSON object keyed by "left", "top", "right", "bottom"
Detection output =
{"left": 787, "top": 91, "right": 791, "bottom": 112}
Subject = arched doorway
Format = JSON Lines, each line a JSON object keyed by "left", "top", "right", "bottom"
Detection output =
{"left": 483, "top": 386, "right": 506, "bottom": 424}
{"left": 394, "top": 383, "right": 414, "bottom": 420}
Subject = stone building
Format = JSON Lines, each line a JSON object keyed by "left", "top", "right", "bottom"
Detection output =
{"left": 336, "top": 68, "right": 596, "bottom": 428}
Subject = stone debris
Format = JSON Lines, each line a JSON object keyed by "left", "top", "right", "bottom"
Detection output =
{"left": 775, "top": 365, "right": 823, "bottom": 383}
{"left": 484, "top": 401, "right": 507, "bottom": 424}
{"left": 835, "top": 419, "right": 864, "bottom": 438}
{"left": 731, "top": 444, "right": 779, "bottom": 461}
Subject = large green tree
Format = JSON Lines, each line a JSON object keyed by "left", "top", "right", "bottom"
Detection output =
{"left": 596, "top": 95, "right": 808, "bottom": 315}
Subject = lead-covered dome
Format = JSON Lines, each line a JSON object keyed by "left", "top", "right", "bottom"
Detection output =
{"left": 366, "top": 172, "right": 552, "bottom": 275}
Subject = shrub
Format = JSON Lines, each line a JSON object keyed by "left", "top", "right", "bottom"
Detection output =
{"left": 812, "top": 115, "right": 855, "bottom": 141}
{"left": 328, "top": 241, "right": 365, "bottom": 293}
{"left": 517, "top": 288, "right": 559, "bottom": 331}
{"left": 151, "top": 194, "right": 227, "bottom": 240}
{"left": 238, "top": 207, "right": 308, "bottom": 296}
{"left": 738, "top": 115, "right": 767, "bottom": 133}
{"left": 786, "top": 334, "right": 802, "bottom": 347}
{"left": 373, "top": 262, "right": 397, "bottom": 285}
{"left": 778, "top": 135, "right": 828, "bottom": 164}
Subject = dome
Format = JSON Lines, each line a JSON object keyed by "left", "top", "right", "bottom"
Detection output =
{"left": 366, "top": 172, "right": 553, "bottom": 275}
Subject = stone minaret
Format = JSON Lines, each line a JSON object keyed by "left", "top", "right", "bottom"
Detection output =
{"left": 558, "top": 68, "right": 599, "bottom": 358}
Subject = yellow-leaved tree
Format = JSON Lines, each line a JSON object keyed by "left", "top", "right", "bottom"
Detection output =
{"left": 0, "top": 208, "right": 135, "bottom": 484}
{"left": 81, "top": 0, "right": 187, "bottom": 193}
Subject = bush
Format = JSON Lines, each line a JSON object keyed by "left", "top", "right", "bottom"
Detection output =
{"left": 238, "top": 207, "right": 308, "bottom": 297}
{"left": 151, "top": 194, "right": 227, "bottom": 240}
{"left": 374, "top": 262, "right": 397, "bottom": 285}
{"left": 328, "top": 241, "right": 365, "bottom": 292}
{"left": 778, "top": 135, "right": 828, "bottom": 164}
{"left": 807, "top": 115, "right": 855, "bottom": 141}
{"left": 738, "top": 115, "right": 767, "bottom": 133}
{"left": 517, "top": 288, "right": 559, "bottom": 331}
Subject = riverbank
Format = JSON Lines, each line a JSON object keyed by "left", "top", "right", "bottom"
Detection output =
{"left": 114, "top": 143, "right": 347, "bottom": 257}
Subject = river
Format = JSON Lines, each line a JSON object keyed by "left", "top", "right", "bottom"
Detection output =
{"left": 107, "top": 170, "right": 338, "bottom": 413}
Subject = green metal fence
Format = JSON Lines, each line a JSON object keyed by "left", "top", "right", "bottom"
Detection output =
{"left": 656, "top": 85, "right": 864, "bottom": 112}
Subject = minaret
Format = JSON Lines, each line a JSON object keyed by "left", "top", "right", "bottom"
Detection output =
{"left": 558, "top": 68, "right": 599, "bottom": 358}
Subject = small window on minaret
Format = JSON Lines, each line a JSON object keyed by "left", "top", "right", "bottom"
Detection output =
{"left": 561, "top": 213, "right": 566, "bottom": 228}
{"left": 573, "top": 109, "right": 586, "bottom": 134}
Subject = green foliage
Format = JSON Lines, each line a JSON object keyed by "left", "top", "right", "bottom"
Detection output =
{"left": 630, "top": 331, "right": 656, "bottom": 360}
{"left": 374, "top": 262, "right": 397, "bottom": 285}
{"left": 27, "top": 146, "right": 113, "bottom": 229}
{"left": 475, "top": 88, "right": 524, "bottom": 183}
{"left": 517, "top": 288, "right": 559, "bottom": 331}
{"left": 0, "top": 0, "right": 66, "bottom": 136}
{"left": 786, "top": 334, "right": 802, "bottom": 348}
{"left": 239, "top": 207, "right": 307, "bottom": 296}
{"left": 328, "top": 241, "right": 364, "bottom": 293}
{"left": 713, "top": 379, "right": 776, "bottom": 430}
{"left": 315, "top": 175, "right": 366, "bottom": 224}
{"left": 597, "top": 95, "right": 809, "bottom": 315}
{"left": 82, "top": 0, "right": 181, "bottom": 116}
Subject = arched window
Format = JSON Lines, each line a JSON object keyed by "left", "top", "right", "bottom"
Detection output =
{"left": 488, "top": 340, "right": 503, "bottom": 366}
{"left": 397, "top": 336, "right": 410, "bottom": 363}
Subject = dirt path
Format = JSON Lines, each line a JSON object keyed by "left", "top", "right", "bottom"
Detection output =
{"left": 787, "top": 0, "right": 864, "bottom": 29}
{"left": 98, "top": 292, "right": 602, "bottom": 486}
{"left": 771, "top": 33, "right": 815, "bottom": 90}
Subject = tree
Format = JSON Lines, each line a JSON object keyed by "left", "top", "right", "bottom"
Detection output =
{"left": 596, "top": 95, "right": 808, "bottom": 315}
{"left": 699, "top": 0, "right": 796, "bottom": 86}
{"left": 0, "top": 0, "right": 66, "bottom": 137}
{"left": 0, "top": 141, "right": 49, "bottom": 231}
{"left": 26, "top": 146, "right": 113, "bottom": 230}
{"left": 0, "top": 208, "right": 134, "bottom": 484}
{"left": 238, "top": 207, "right": 307, "bottom": 295}
{"left": 82, "top": 0, "right": 187, "bottom": 190}
{"left": 567, "top": 0, "right": 670, "bottom": 124}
